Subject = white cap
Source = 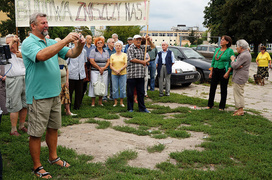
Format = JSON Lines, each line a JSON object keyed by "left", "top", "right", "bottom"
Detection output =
{"left": 133, "top": 35, "right": 142, "bottom": 39}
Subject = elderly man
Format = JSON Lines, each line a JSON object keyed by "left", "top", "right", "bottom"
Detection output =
{"left": 4, "top": 34, "right": 28, "bottom": 136}
{"left": 103, "top": 38, "right": 116, "bottom": 101}
{"left": 155, "top": 42, "right": 175, "bottom": 97}
{"left": 21, "top": 12, "right": 85, "bottom": 178}
{"left": 112, "top": 33, "right": 123, "bottom": 44}
{"left": 83, "top": 35, "right": 96, "bottom": 97}
{"left": 124, "top": 37, "right": 133, "bottom": 53}
{"left": 127, "top": 35, "right": 155, "bottom": 113}
{"left": 231, "top": 39, "right": 252, "bottom": 116}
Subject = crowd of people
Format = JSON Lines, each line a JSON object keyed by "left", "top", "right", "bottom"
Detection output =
{"left": 0, "top": 11, "right": 268, "bottom": 179}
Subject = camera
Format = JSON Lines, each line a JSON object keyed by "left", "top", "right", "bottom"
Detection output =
{"left": 0, "top": 45, "right": 11, "bottom": 65}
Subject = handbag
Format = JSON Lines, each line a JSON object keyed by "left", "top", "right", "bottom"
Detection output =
{"left": 93, "top": 74, "right": 105, "bottom": 96}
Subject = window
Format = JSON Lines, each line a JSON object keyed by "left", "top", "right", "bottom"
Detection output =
{"left": 170, "top": 48, "right": 184, "bottom": 60}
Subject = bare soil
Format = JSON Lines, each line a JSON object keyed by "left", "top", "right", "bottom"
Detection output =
{"left": 45, "top": 62, "right": 271, "bottom": 169}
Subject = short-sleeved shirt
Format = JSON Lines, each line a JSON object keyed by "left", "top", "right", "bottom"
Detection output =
{"left": 90, "top": 48, "right": 109, "bottom": 71}
{"left": 110, "top": 53, "right": 127, "bottom": 75}
{"left": 104, "top": 46, "right": 116, "bottom": 57}
{"left": 5, "top": 53, "right": 25, "bottom": 77}
{"left": 67, "top": 49, "right": 87, "bottom": 80}
{"left": 84, "top": 44, "right": 96, "bottom": 59}
{"left": 127, "top": 44, "right": 151, "bottom": 79}
{"left": 58, "top": 57, "right": 68, "bottom": 84}
{"left": 22, "top": 33, "right": 69, "bottom": 104}
{"left": 256, "top": 52, "right": 271, "bottom": 67}
{"left": 211, "top": 48, "right": 234, "bottom": 70}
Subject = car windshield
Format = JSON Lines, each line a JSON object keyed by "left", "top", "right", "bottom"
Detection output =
{"left": 183, "top": 48, "right": 205, "bottom": 59}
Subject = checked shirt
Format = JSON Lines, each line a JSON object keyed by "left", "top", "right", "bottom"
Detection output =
{"left": 127, "top": 44, "right": 151, "bottom": 79}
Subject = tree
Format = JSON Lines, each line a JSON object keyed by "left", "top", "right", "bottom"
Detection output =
{"left": 0, "top": 0, "right": 28, "bottom": 41}
{"left": 188, "top": 30, "right": 197, "bottom": 45}
{"left": 203, "top": 0, "right": 272, "bottom": 55}
{"left": 103, "top": 26, "right": 143, "bottom": 43}
{"left": 48, "top": 27, "right": 75, "bottom": 39}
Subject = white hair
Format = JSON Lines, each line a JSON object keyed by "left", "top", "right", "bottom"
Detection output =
{"left": 236, "top": 39, "right": 249, "bottom": 50}
{"left": 54, "top": 37, "right": 61, "bottom": 42}
{"left": 112, "top": 33, "right": 118, "bottom": 38}
{"left": 107, "top": 38, "right": 114, "bottom": 43}
{"left": 114, "top": 41, "right": 123, "bottom": 47}
{"left": 161, "top": 42, "right": 169, "bottom": 46}
{"left": 5, "top": 34, "right": 15, "bottom": 39}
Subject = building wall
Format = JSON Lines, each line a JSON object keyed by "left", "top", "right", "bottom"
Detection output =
{"left": 140, "top": 30, "right": 203, "bottom": 46}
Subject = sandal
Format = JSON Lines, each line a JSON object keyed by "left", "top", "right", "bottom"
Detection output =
{"left": 232, "top": 112, "right": 244, "bottom": 116}
{"left": 33, "top": 166, "right": 52, "bottom": 179}
{"left": 48, "top": 157, "right": 69, "bottom": 168}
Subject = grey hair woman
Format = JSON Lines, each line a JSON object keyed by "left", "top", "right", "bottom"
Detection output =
{"left": 230, "top": 39, "right": 252, "bottom": 116}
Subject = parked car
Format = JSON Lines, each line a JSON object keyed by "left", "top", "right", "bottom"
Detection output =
{"left": 167, "top": 46, "right": 212, "bottom": 83}
{"left": 195, "top": 45, "right": 217, "bottom": 59}
{"left": 153, "top": 46, "right": 200, "bottom": 87}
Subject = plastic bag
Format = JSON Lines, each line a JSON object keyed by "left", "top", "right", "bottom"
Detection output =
{"left": 93, "top": 74, "right": 105, "bottom": 96}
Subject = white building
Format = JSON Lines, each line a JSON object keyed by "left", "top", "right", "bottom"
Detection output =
{"left": 140, "top": 25, "right": 204, "bottom": 46}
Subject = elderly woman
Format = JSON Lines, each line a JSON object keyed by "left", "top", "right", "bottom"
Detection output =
{"left": 230, "top": 40, "right": 252, "bottom": 116}
{"left": 207, "top": 35, "right": 235, "bottom": 110}
{"left": 256, "top": 46, "right": 271, "bottom": 81}
{"left": 110, "top": 41, "right": 128, "bottom": 107}
{"left": 88, "top": 37, "right": 110, "bottom": 106}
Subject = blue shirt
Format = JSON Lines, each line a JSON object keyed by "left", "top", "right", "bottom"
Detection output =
{"left": 104, "top": 46, "right": 116, "bottom": 57}
{"left": 84, "top": 44, "right": 96, "bottom": 59}
{"left": 22, "top": 33, "right": 69, "bottom": 104}
{"left": 155, "top": 49, "right": 175, "bottom": 64}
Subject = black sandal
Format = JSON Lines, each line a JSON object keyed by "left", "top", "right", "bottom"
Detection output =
{"left": 48, "top": 157, "right": 68, "bottom": 167}
{"left": 33, "top": 166, "right": 51, "bottom": 178}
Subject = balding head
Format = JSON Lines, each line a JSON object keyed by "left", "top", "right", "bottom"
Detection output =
{"left": 162, "top": 42, "right": 169, "bottom": 51}
{"left": 86, "top": 35, "right": 93, "bottom": 45}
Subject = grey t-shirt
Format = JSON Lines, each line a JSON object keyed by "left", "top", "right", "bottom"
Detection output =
{"left": 89, "top": 48, "right": 109, "bottom": 71}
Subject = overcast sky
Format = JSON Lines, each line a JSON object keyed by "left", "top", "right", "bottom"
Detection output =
{"left": 147, "top": 0, "right": 210, "bottom": 31}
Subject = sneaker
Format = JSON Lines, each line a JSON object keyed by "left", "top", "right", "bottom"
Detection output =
{"left": 70, "top": 113, "right": 77, "bottom": 116}
{"left": 10, "top": 131, "right": 21, "bottom": 136}
{"left": 113, "top": 104, "right": 117, "bottom": 107}
{"left": 120, "top": 104, "right": 125, "bottom": 107}
{"left": 128, "top": 110, "right": 133, "bottom": 112}
{"left": 141, "top": 109, "right": 151, "bottom": 113}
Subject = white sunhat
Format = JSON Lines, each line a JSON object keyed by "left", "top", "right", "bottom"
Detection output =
{"left": 133, "top": 35, "right": 142, "bottom": 39}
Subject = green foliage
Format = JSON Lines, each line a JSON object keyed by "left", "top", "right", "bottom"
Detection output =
{"left": 2, "top": 90, "right": 272, "bottom": 179}
{"left": 86, "top": 119, "right": 111, "bottom": 129}
{"left": 103, "top": 26, "right": 143, "bottom": 43}
{"left": 147, "top": 144, "right": 165, "bottom": 153}
{"left": 166, "top": 130, "right": 191, "bottom": 139}
{"left": 204, "top": 0, "right": 272, "bottom": 55}
{"left": 0, "top": 0, "right": 28, "bottom": 40}
{"left": 188, "top": 30, "right": 197, "bottom": 45}
{"left": 48, "top": 26, "right": 75, "bottom": 39}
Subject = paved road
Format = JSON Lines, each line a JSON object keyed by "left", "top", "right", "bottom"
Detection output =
{"left": 168, "top": 62, "right": 272, "bottom": 121}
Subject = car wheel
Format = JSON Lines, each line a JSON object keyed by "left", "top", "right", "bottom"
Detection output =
{"left": 182, "top": 83, "right": 191, "bottom": 87}
{"left": 196, "top": 68, "right": 205, "bottom": 83}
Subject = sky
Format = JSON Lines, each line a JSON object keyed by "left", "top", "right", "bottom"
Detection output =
{"left": 147, "top": 0, "right": 210, "bottom": 31}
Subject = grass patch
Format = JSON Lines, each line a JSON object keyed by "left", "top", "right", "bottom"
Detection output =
{"left": 147, "top": 144, "right": 165, "bottom": 153}
{"left": 85, "top": 119, "right": 111, "bottom": 129}
{"left": 1, "top": 89, "right": 272, "bottom": 179}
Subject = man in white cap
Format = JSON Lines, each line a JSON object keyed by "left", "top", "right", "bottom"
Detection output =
{"left": 126, "top": 35, "right": 155, "bottom": 113}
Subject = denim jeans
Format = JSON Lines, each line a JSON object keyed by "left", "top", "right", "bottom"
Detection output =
{"left": 112, "top": 74, "right": 127, "bottom": 99}
{"left": 148, "top": 61, "right": 156, "bottom": 91}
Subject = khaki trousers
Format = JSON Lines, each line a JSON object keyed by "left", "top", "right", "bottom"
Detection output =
{"left": 233, "top": 82, "right": 245, "bottom": 109}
